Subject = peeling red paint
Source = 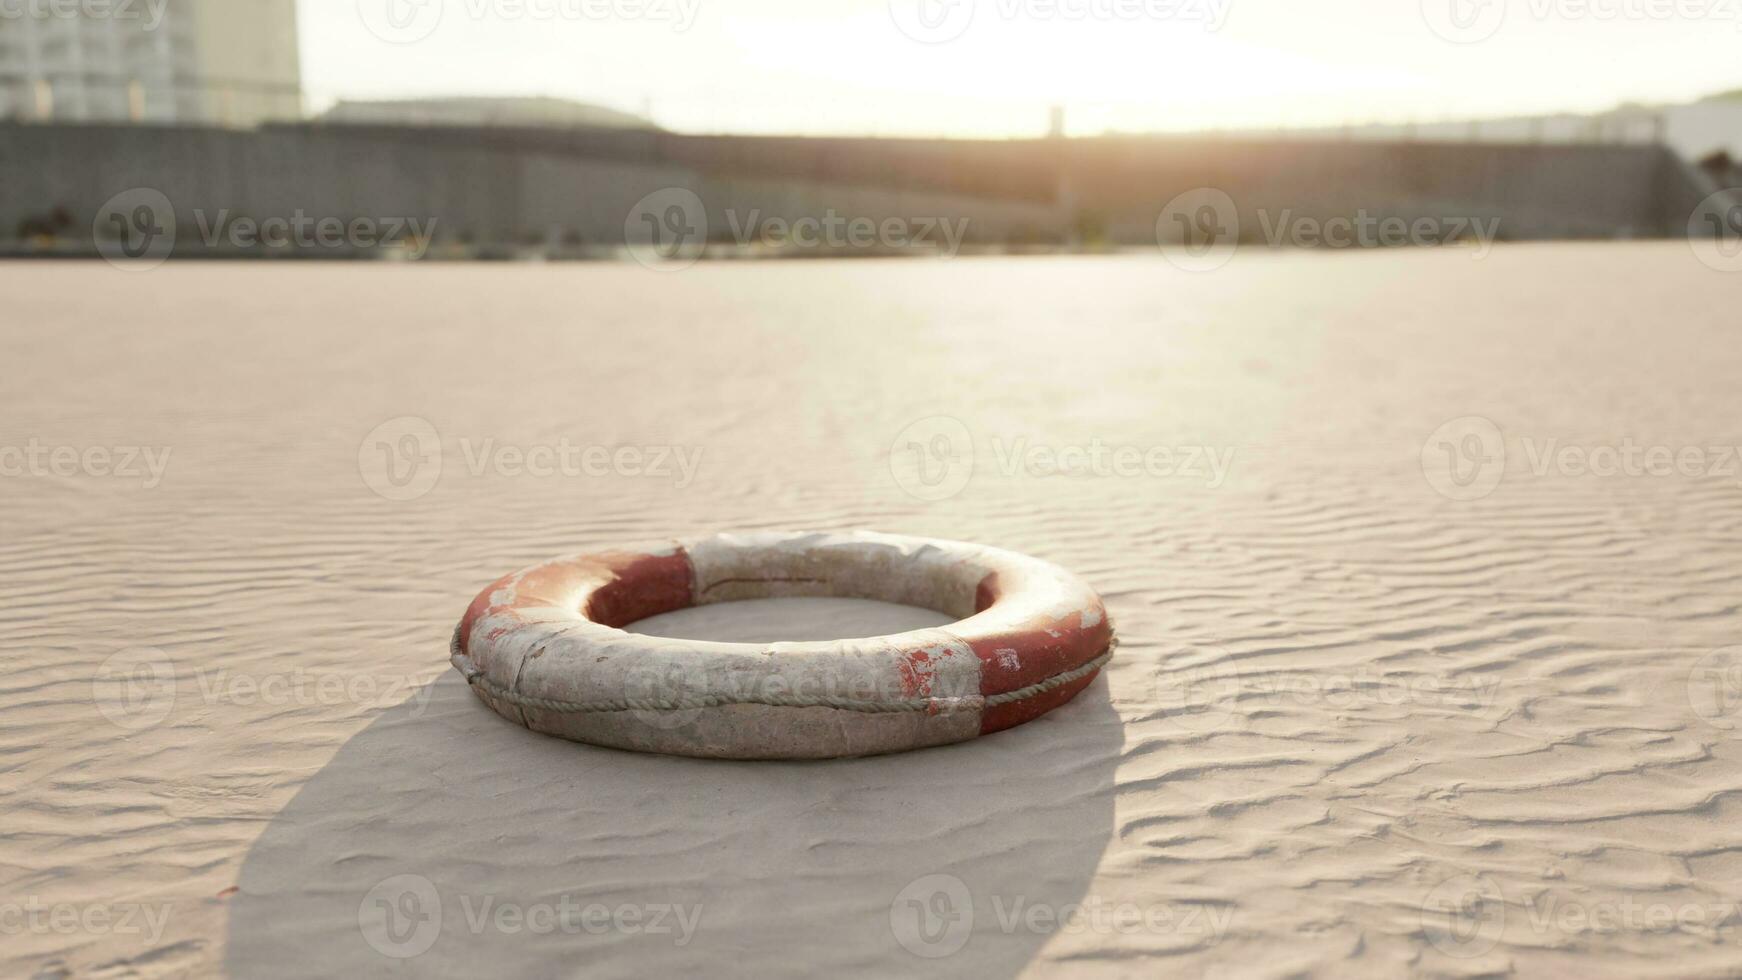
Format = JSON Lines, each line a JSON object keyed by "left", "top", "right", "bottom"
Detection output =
{"left": 966, "top": 607, "right": 1111, "bottom": 698}
{"left": 583, "top": 549, "right": 694, "bottom": 628}
{"left": 980, "top": 670, "right": 1101, "bottom": 734}
{"left": 897, "top": 648, "right": 937, "bottom": 698}
{"left": 974, "top": 572, "right": 1000, "bottom": 614}
{"left": 962, "top": 570, "right": 1111, "bottom": 729}
{"left": 458, "top": 550, "right": 695, "bottom": 651}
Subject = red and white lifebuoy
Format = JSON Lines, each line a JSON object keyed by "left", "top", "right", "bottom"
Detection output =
{"left": 451, "top": 531, "right": 1115, "bottom": 759}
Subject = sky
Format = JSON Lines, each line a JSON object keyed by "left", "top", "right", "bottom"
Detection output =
{"left": 303, "top": 0, "right": 1742, "bottom": 137}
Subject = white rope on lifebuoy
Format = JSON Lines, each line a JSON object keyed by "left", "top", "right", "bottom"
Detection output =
{"left": 456, "top": 642, "right": 1117, "bottom": 715}
{"left": 452, "top": 531, "right": 1116, "bottom": 760}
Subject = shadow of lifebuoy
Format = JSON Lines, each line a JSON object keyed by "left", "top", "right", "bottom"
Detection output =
{"left": 223, "top": 671, "right": 1120, "bottom": 978}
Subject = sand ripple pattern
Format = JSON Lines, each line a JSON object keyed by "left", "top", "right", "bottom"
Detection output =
{"left": 2, "top": 249, "right": 1740, "bottom": 978}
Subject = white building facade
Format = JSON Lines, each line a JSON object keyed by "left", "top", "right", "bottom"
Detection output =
{"left": 0, "top": 0, "right": 300, "bottom": 127}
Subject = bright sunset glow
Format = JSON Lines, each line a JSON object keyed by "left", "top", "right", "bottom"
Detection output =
{"left": 305, "top": 0, "right": 1742, "bottom": 136}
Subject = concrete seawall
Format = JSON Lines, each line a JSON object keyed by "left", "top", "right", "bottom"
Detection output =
{"left": 0, "top": 122, "right": 1717, "bottom": 256}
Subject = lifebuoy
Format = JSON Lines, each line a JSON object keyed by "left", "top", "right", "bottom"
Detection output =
{"left": 451, "top": 531, "right": 1115, "bottom": 759}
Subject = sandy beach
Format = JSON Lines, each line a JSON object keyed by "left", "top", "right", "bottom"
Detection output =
{"left": 5, "top": 246, "right": 1742, "bottom": 978}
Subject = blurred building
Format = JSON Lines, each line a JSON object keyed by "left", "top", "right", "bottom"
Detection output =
{"left": 1257, "top": 92, "right": 1742, "bottom": 162}
{"left": 0, "top": 0, "right": 300, "bottom": 126}
{"left": 320, "top": 96, "right": 655, "bottom": 131}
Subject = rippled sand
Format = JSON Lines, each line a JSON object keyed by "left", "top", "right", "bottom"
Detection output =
{"left": 5, "top": 247, "right": 1741, "bottom": 978}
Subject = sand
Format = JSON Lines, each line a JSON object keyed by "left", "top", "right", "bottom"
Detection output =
{"left": 4, "top": 246, "right": 1741, "bottom": 978}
